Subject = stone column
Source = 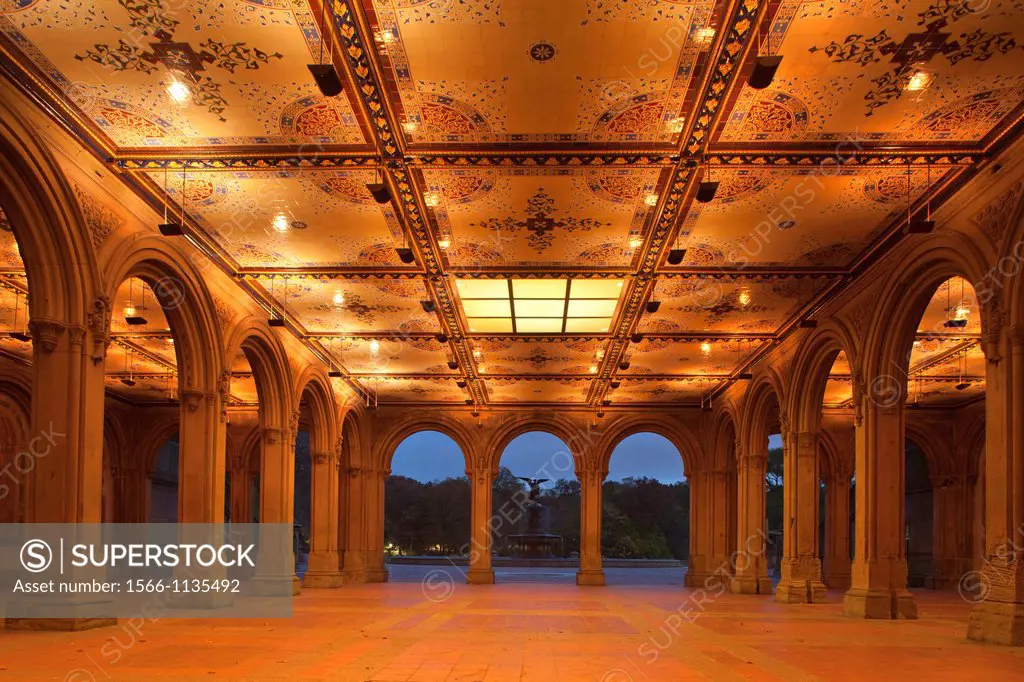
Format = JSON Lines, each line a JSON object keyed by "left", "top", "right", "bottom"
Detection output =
{"left": 466, "top": 466, "right": 496, "bottom": 584}
{"left": 843, "top": 399, "right": 917, "bottom": 619}
{"left": 8, "top": 321, "right": 113, "bottom": 630}
{"left": 968, "top": 325, "right": 1024, "bottom": 645}
{"left": 304, "top": 447, "right": 343, "bottom": 587}
{"left": 823, "top": 470, "right": 853, "bottom": 591}
{"left": 365, "top": 466, "right": 389, "bottom": 582}
{"left": 341, "top": 464, "right": 369, "bottom": 582}
{"left": 177, "top": 388, "right": 228, "bottom": 524}
{"left": 686, "top": 465, "right": 733, "bottom": 589}
{"left": 777, "top": 430, "right": 828, "bottom": 603}
{"left": 930, "top": 473, "right": 975, "bottom": 590}
{"left": 577, "top": 465, "right": 606, "bottom": 586}
{"left": 730, "top": 444, "right": 772, "bottom": 594}
{"left": 255, "top": 425, "right": 298, "bottom": 595}
{"left": 228, "top": 465, "right": 252, "bottom": 525}
{"left": 112, "top": 463, "right": 149, "bottom": 523}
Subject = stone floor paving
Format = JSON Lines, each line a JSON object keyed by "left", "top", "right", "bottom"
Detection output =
{"left": 1, "top": 576, "right": 1021, "bottom": 681}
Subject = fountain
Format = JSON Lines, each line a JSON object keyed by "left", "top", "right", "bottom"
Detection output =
{"left": 506, "top": 476, "right": 564, "bottom": 557}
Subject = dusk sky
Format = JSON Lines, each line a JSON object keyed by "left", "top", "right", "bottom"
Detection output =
{"left": 392, "top": 431, "right": 787, "bottom": 485}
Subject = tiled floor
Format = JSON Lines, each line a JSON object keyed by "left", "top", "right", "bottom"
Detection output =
{"left": 1, "top": 575, "right": 1022, "bottom": 681}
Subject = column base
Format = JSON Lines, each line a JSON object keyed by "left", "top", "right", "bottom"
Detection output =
{"left": 730, "top": 574, "right": 773, "bottom": 595}
{"left": 576, "top": 569, "right": 605, "bottom": 586}
{"left": 843, "top": 587, "right": 918, "bottom": 619}
{"left": 967, "top": 600, "right": 1024, "bottom": 646}
{"left": 775, "top": 579, "right": 828, "bottom": 604}
{"left": 302, "top": 571, "right": 344, "bottom": 588}
{"left": 466, "top": 568, "right": 495, "bottom": 585}
{"left": 364, "top": 568, "right": 389, "bottom": 583}
{"left": 5, "top": 617, "right": 116, "bottom": 632}
{"left": 823, "top": 572, "right": 852, "bottom": 592}
{"left": 685, "top": 570, "right": 730, "bottom": 590}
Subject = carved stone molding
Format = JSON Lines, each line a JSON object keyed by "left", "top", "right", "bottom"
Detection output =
{"left": 181, "top": 389, "right": 204, "bottom": 413}
{"left": 262, "top": 427, "right": 283, "bottom": 445}
{"left": 312, "top": 451, "right": 329, "bottom": 466}
{"left": 86, "top": 295, "right": 112, "bottom": 363}
{"left": 28, "top": 319, "right": 66, "bottom": 352}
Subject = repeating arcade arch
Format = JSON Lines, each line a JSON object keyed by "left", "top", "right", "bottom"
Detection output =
{"left": 485, "top": 415, "right": 586, "bottom": 473}
{"left": 594, "top": 415, "right": 700, "bottom": 474}
{"left": 788, "top": 318, "right": 861, "bottom": 434}
{"left": 376, "top": 414, "right": 476, "bottom": 472}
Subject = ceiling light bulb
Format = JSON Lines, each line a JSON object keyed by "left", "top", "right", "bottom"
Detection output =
{"left": 595, "top": 349, "right": 605, "bottom": 360}
{"left": 955, "top": 305, "right": 970, "bottom": 320}
{"left": 700, "top": 341, "right": 712, "bottom": 355}
{"left": 123, "top": 303, "right": 137, "bottom": 318}
{"left": 376, "top": 29, "right": 395, "bottom": 44}
{"left": 424, "top": 192, "right": 441, "bottom": 207}
{"left": 167, "top": 79, "right": 191, "bottom": 103}
{"left": 333, "top": 289, "right": 345, "bottom": 307}
{"left": 369, "top": 339, "right": 380, "bottom": 354}
{"left": 695, "top": 27, "right": 716, "bottom": 46}
{"left": 628, "top": 236, "right": 643, "bottom": 249}
{"left": 913, "top": 340, "right": 922, "bottom": 346}
{"left": 477, "top": 364, "right": 486, "bottom": 374}
{"left": 738, "top": 290, "right": 751, "bottom": 306}
{"left": 402, "top": 120, "right": 417, "bottom": 134}
{"left": 472, "top": 349, "right": 482, "bottom": 360}
{"left": 905, "top": 71, "right": 931, "bottom": 92}
{"left": 272, "top": 213, "right": 290, "bottom": 232}
{"left": 438, "top": 238, "right": 451, "bottom": 250}
{"left": 644, "top": 194, "right": 658, "bottom": 207}
{"left": 667, "top": 116, "right": 685, "bottom": 133}
{"left": 589, "top": 365, "right": 598, "bottom": 374}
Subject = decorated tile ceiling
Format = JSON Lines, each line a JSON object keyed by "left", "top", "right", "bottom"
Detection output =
{"left": 1, "top": 1, "right": 1018, "bottom": 407}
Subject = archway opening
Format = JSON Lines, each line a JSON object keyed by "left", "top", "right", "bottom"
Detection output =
{"left": 900, "top": 275, "right": 983, "bottom": 592}
{"left": 602, "top": 432, "right": 687, "bottom": 585}
{"left": 494, "top": 431, "right": 576, "bottom": 583}
{"left": 819, "top": 350, "right": 856, "bottom": 590}
{"left": 766, "top": 431, "right": 783, "bottom": 582}
{"left": 149, "top": 435, "right": 179, "bottom": 522}
{"left": 385, "top": 430, "right": 469, "bottom": 582}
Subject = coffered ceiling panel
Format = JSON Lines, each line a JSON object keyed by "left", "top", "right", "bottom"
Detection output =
{"left": 426, "top": 169, "right": 661, "bottom": 269}
{"left": 1, "top": 0, "right": 367, "bottom": 147}
{"left": 471, "top": 337, "right": 607, "bottom": 376}
{"left": 331, "top": 336, "right": 456, "bottom": 375}
{"left": 638, "top": 277, "right": 828, "bottom": 334}
{"left": 484, "top": 377, "right": 590, "bottom": 404}
{"left": 608, "top": 378, "right": 709, "bottom": 404}
{"left": 269, "top": 277, "right": 440, "bottom": 334}
{"left": 368, "top": 0, "right": 715, "bottom": 145}
{"left": 720, "top": 0, "right": 1024, "bottom": 144}
{"left": 679, "top": 168, "right": 939, "bottom": 268}
{"left": 622, "top": 338, "right": 768, "bottom": 377}
{"left": 145, "top": 170, "right": 405, "bottom": 268}
{"left": 368, "top": 376, "right": 468, "bottom": 403}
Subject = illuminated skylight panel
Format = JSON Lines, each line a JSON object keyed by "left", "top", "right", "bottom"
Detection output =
{"left": 457, "top": 278, "right": 623, "bottom": 334}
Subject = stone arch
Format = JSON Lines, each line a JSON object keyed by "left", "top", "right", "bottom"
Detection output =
{"left": 788, "top": 319, "right": 860, "bottom": 434}
{"left": 375, "top": 414, "right": 476, "bottom": 473}
{"left": 102, "top": 237, "right": 224, "bottom": 394}
{"left": 740, "top": 370, "right": 785, "bottom": 457}
{"left": 905, "top": 422, "right": 950, "bottom": 479}
{"left": 485, "top": 415, "right": 586, "bottom": 473}
{"left": 294, "top": 366, "right": 339, "bottom": 457}
{"left": 594, "top": 415, "right": 700, "bottom": 475}
{"left": 0, "top": 94, "right": 98, "bottom": 328}
{"left": 140, "top": 416, "right": 182, "bottom": 476}
{"left": 862, "top": 236, "right": 989, "bottom": 391}
{"left": 225, "top": 319, "right": 294, "bottom": 433}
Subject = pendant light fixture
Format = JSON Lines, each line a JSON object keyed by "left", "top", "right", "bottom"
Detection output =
{"left": 955, "top": 348, "right": 971, "bottom": 391}
{"left": 124, "top": 277, "right": 149, "bottom": 326}
{"left": 9, "top": 290, "right": 30, "bottom": 342}
{"left": 268, "top": 277, "right": 286, "bottom": 327}
{"left": 367, "top": 166, "right": 392, "bottom": 204}
{"left": 907, "top": 162, "right": 936, "bottom": 234}
{"left": 307, "top": 1, "right": 343, "bottom": 97}
{"left": 328, "top": 337, "right": 342, "bottom": 378}
{"left": 695, "top": 156, "right": 719, "bottom": 203}
{"left": 944, "top": 277, "right": 968, "bottom": 329}
{"left": 120, "top": 346, "right": 137, "bottom": 387}
{"left": 748, "top": 18, "right": 782, "bottom": 89}
{"left": 158, "top": 166, "right": 185, "bottom": 236}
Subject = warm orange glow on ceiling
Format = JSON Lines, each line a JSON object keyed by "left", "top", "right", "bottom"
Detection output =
{"left": 456, "top": 278, "right": 623, "bottom": 334}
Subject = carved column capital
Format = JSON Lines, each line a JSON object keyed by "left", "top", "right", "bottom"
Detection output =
{"left": 87, "top": 295, "right": 113, "bottom": 363}
{"left": 28, "top": 319, "right": 67, "bottom": 352}
{"left": 180, "top": 389, "right": 204, "bottom": 413}
{"left": 262, "top": 427, "right": 284, "bottom": 445}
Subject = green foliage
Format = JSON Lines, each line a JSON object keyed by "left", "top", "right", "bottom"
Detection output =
{"left": 384, "top": 467, "right": 690, "bottom": 560}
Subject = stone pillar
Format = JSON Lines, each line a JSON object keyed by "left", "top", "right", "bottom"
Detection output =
{"left": 577, "top": 465, "right": 606, "bottom": 586}
{"left": 112, "top": 464, "right": 148, "bottom": 523}
{"left": 255, "top": 425, "right": 298, "bottom": 595}
{"left": 823, "top": 470, "right": 853, "bottom": 591}
{"left": 843, "top": 399, "right": 917, "bottom": 619}
{"left": 8, "top": 321, "right": 114, "bottom": 630}
{"left": 177, "top": 388, "right": 228, "bottom": 524}
{"left": 730, "top": 444, "right": 772, "bottom": 594}
{"left": 228, "top": 465, "right": 252, "bottom": 525}
{"left": 686, "top": 466, "right": 731, "bottom": 588}
{"left": 341, "top": 465, "right": 388, "bottom": 583}
{"left": 304, "top": 447, "right": 343, "bottom": 587}
{"left": 968, "top": 325, "right": 1024, "bottom": 645}
{"left": 466, "top": 466, "right": 495, "bottom": 584}
{"left": 777, "top": 430, "right": 828, "bottom": 603}
{"left": 930, "top": 473, "right": 975, "bottom": 590}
